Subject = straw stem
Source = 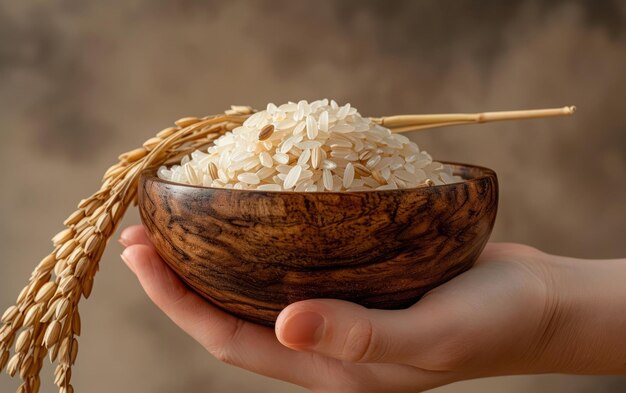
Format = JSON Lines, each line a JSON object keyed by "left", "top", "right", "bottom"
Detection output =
{"left": 372, "top": 106, "right": 576, "bottom": 133}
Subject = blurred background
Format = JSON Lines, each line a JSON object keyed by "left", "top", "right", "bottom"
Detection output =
{"left": 1, "top": 0, "right": 625, "bottom": 392}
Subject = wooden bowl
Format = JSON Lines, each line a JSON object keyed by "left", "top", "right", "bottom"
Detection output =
{"left": 138, "top": 162, "right": 498, "bottom": 326}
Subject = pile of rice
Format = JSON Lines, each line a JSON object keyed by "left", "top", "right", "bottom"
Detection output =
{"left": 158, "top": 99, "right": 462, "bottom": 191}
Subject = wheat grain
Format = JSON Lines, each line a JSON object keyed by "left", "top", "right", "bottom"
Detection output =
{"left": 54, "top": 364, "right": 70, "bottom": 386}
{"left": 19, "top": 355, "right": 32, "bottom": 379}
{"left": 142, "top": 137, "right": 162, "bottom": 150}
{"left": 54, "top": 300, "right": 70, "bottom": 320}
{"left": 23, "top": 306, "right": 42, "bottom": 327}
{"left": 156, "top": 126, "right": 178, "bottom": 139}
{"left": 71, "top": 314, "right": 80, "bottom": 337}
{"left": 6, "top": 353, "right": 22, "bottom": 377}
{"left": 52, "top": 229, "right": 74, "bottom": 247}
{"left": 81, "top": 278, "right": 94, "bottom": 299}
{"left": 0, "top": 348, "right": 9, "bottom": 372}
{"left": 41, "top": 301, "right": 59, "bottom": 324}
{"left": 1, "top": 307, "right": 18, "bottom": 325}
{"left": 119, "top": 148, "right": 147, "bottom": 163}
{"left": 66, "top": 248, "right": 83, "bottom": 267}
{"left": 34, "top": 283, "right": 56, "bottom": 305}
{"left": 59, "top": 384, "right": 74, "bottom": 393}
{"left": 35, "top": 255, "right": 57, "bottom": 275}
{"left": 44, "top": 322, "right": 61, "bottom": 348}
{"left": 48, "top": 343, "right": 59, "bottom": 363}
{"left": 15, "top": 331, "right": 31, "bottom": 354}
{"left": 0, "top": 326, "right": 11, "bottom": 342}
{"left": 55, "top": 241, "right": 77, "bottom": 260}
{"left": 175, "top": 116, "right": 201, "bottom": 128}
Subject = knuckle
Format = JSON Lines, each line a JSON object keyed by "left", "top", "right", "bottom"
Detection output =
{"left": 209, "top": 319, "right": 246, "bottom": 366}
{"left": 165, "top": 285, "right": 190, "bottom": 308}
{"left": 213, "top": 347, "right": 237, "bottom": 365}
{"left": 341, "top": 318, "right": 380, "bottom": 363}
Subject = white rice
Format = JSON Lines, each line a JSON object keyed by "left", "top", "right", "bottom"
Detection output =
{"left": 158, "top": 99, "right": 463, "bottom": 191}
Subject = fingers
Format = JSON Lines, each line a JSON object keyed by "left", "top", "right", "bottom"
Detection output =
{"left": 120, "top": 241, "right": 335, "bottom": 388}
{"left": 119, "top": 225, "right": 467, "bottom": 390}
{"left": 121, "top": 244, "right": 235, "bottom": 346}
{"left": 119, "top": 225, "right": 152, "bottom": 247}
{"left": 339, "top": 362, "right": 458, "bottom": 393}
{"left": 276, "top": 298, "right": 446, "bottom": 366}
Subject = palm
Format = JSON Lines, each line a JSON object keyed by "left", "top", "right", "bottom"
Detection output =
{"left": 303, "top": 243, "right": 549, "bottom": 391}
{"left": 121, "top": 226, "right": 548, "bottom": 393}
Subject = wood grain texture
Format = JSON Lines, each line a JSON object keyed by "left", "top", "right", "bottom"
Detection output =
{"left": 138, "top": 163, "right": 498, "bottom": 326}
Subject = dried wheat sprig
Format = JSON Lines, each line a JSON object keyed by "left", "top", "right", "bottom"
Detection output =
{"left": 0, "top": 105, "right": 253, "bottom": 393}
{"left": 0, "top": 103, "right": 572, "bottom": 392}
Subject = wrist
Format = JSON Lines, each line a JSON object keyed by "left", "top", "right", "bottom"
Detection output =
{"left": 538, "top": 253, "right": 626, "bottom": 374}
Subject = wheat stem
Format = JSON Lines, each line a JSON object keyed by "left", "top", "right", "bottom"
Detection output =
{"left": 372, "top": 106, "right": 576, "bottom": 133}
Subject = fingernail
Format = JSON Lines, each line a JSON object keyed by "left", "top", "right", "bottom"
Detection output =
{"left": 280, "top": 311, "right": 325, "bottom": 348}
{"left": 118, "top": 231, "right": 130, "bottom": 247}
{"left": 119, "top": 227, "right": 132, "bottom": 247}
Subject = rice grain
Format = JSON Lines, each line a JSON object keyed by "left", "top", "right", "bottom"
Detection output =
{"left": 343, "top": 163, "right": 355, "bottom": 189}
{"left": 283, "top": 165, "right": 302, "bottom": 190}
{"left": 156, "top": 99, "right": 463, "bottom": 191}
{"left": 258, "top": 124, "right": 274, "bottom": 140}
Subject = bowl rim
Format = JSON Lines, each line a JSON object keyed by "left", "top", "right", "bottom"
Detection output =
{"left": 140, "top": 161, "right": 497, "bottom": 195}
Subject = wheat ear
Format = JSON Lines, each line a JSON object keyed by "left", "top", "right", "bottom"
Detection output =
{"left": 0, "top": 106, "right": 252, "bottom": 393}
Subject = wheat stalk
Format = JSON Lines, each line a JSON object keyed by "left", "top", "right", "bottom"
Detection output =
{"left": 0, "top": 104, "right": 573, "bottom": 392}
{"left": 0, "top": 106, "right": 252, "bottom": 393}
{"left": 372, "top": 106, "right": 576, "bottom": 132}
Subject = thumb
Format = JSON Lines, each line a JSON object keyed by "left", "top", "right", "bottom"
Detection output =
{"left": 275, "top": 299, "right": 427, "bottom": 364}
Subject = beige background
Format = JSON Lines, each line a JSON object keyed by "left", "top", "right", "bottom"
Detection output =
{"left": 1, "top": 1, "right": 625, "bottom": 392}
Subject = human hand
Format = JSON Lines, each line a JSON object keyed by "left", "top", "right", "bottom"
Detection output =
{"left": 119, "top": 225, "right": 626, "bottom": 392}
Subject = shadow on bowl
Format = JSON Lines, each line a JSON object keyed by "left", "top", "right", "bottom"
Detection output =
{"left": 138, "top": 162, "right": 498, "bottom": 326}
